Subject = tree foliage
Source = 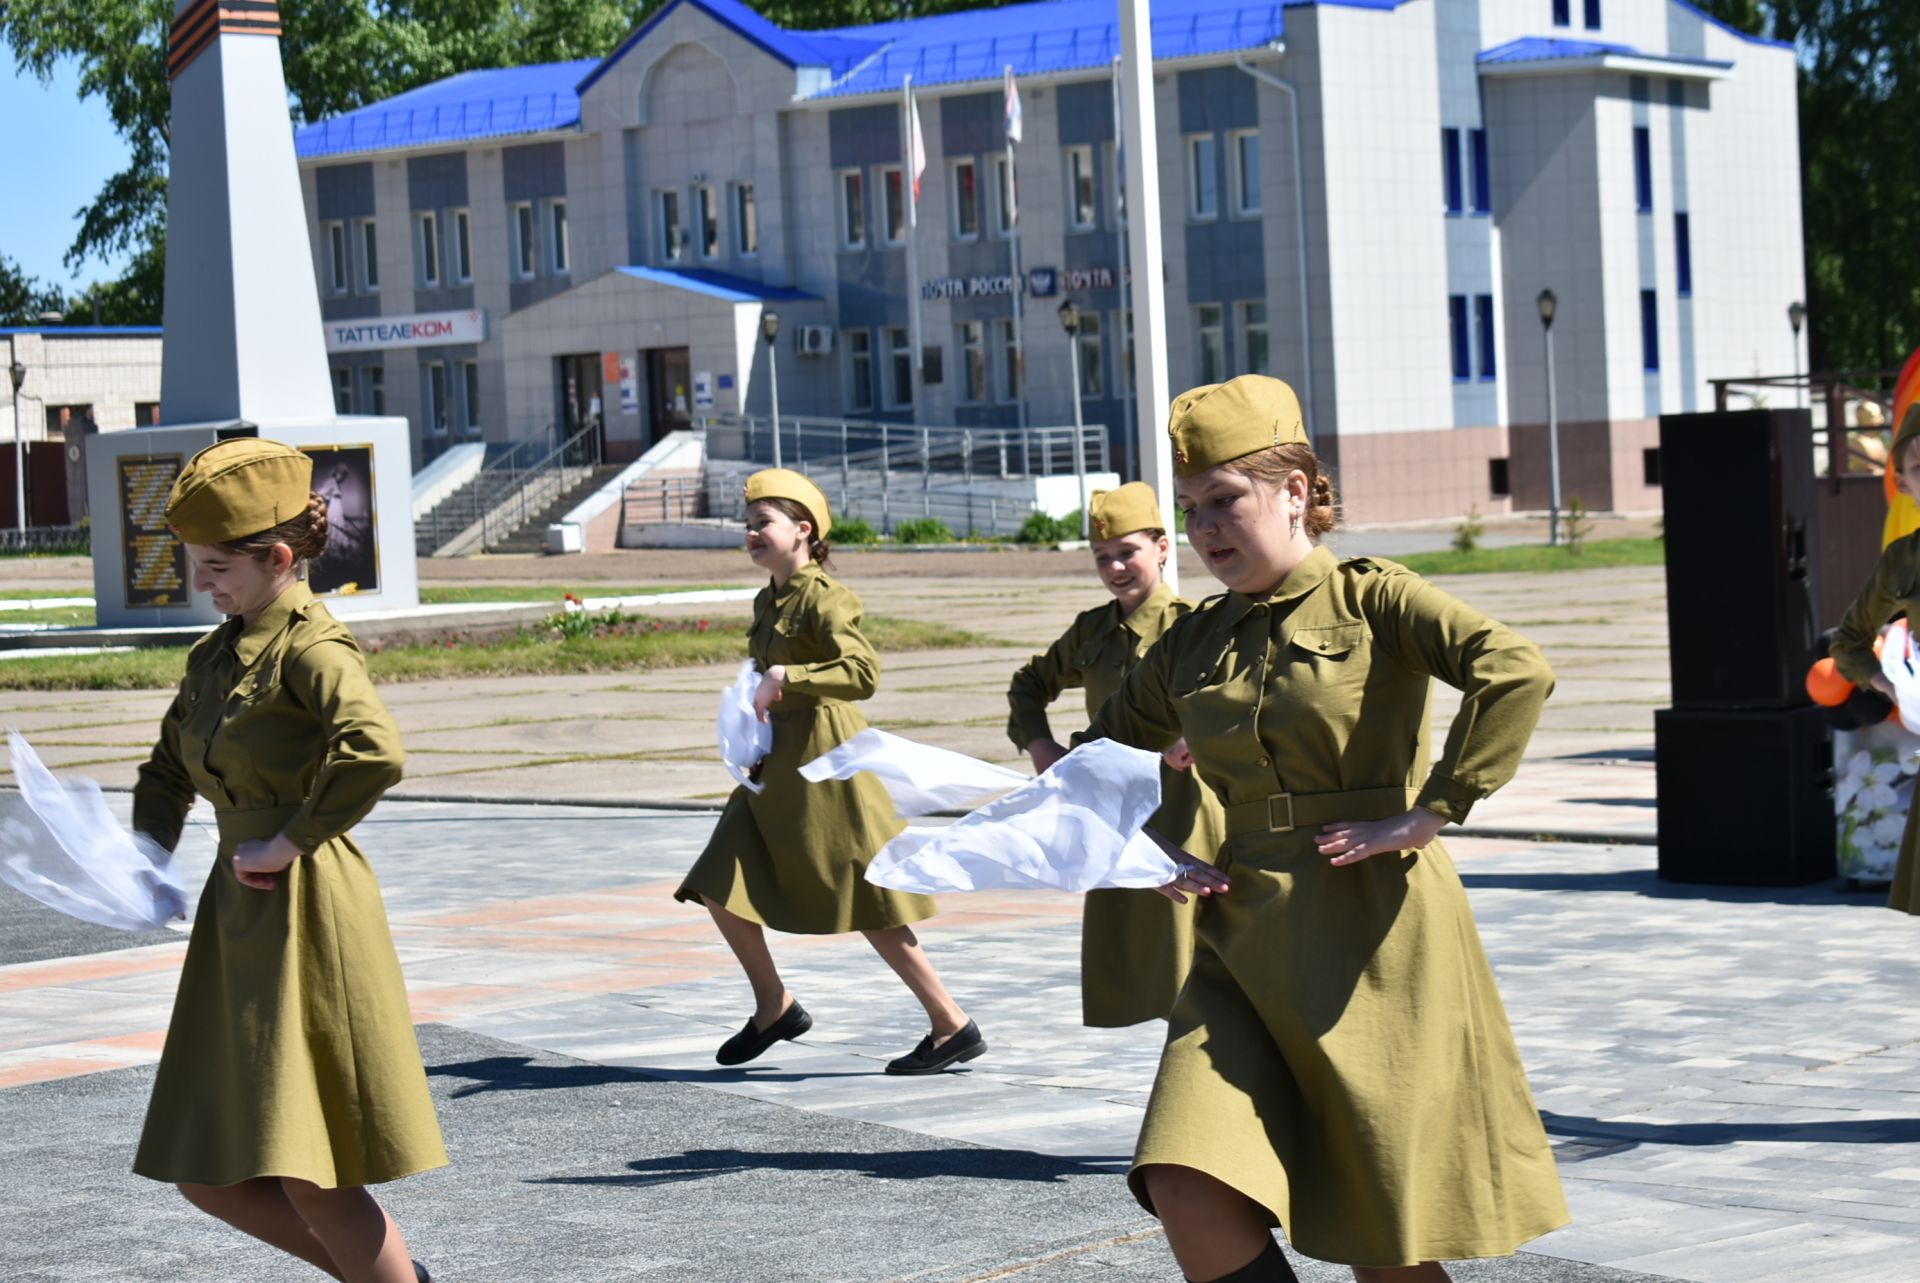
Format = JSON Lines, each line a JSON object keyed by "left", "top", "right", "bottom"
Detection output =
{"left": 1, "top": 254, "right": 68, "bottom": 326}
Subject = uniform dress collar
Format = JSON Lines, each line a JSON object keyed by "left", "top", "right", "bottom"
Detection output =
{"left": 229, "top": 580, "right": 314, "bottom": 668}
{"left": 1117, "top": 580, "right": 1178, "bottom": 638}
{"left": 1216, "top": 544, "right": 1337, "bottom": 628}
{"left": 769, "top": 560, "right": 823, "bottom": 605}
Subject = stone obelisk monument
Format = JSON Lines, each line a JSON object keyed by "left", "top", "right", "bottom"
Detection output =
{"left": 85, "top": 0, "right": 418, "bottom": 628}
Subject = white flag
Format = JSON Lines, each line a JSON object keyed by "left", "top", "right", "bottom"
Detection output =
{"left": 907, "top": 83, "right": 927, "bottom": 205}
{"left": 1004, "top": 65, "right": 1023, "bottom": 145}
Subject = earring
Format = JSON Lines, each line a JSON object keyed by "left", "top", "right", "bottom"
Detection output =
{"left": 1290, "top": 500, "right": 1301, "bottom": 537}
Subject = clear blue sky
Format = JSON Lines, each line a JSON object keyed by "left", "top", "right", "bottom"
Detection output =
{"left": 0, "top": 56, "right": 135, "bottom": 293}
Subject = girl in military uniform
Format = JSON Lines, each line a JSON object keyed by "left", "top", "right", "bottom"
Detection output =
{"left": 1082, "top": 378, "right": 1568, "bottom": 1281}
{"left": 1006, "top": 482, "right": 1225, "bottom": 1027}
{"left": 132, "top": 439, "right": 445, "bottom": 1283}
{"left": 676, "top": 468, "right": 985, "bottom": 1074}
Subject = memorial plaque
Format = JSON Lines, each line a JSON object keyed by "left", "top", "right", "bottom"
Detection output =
{"left": 119, "top": 454, "right": 189, "bottom": 608}
{"left": 301, "top": 443, "right": 380, "bottom": 596}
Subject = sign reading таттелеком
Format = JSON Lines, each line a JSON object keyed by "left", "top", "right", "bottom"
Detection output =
{"left": 323, "top": 308, "right": 488, "bottom": 353}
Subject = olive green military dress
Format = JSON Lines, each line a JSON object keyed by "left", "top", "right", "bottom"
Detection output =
{"left": 677, "top": 563, "right": 937, "bottom": 933}
{"left": 1832, "top": 529, "right": 1920, "bottom": 913}
{"left": 130, "top": 582, "right": 447, "bottom": 1188}
{"left": 1007, "top": 581, "right": 1227, "bottom": 1026}
{"left": 1081, "top": 547, "right": 1568, "bottom": 1267}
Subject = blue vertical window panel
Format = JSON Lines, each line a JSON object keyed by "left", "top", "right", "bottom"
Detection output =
{"left": 1633, "top": 127, "right": 1653, "bottom": 212}
{"left": 1641, "top": 289, "right": 1660, "bottom": 372}
{"left": 1441, "top": 128, "right": 1463, "bottom": 214}
{"left": 1449, "top": 295, "right": 1471, "bottom": 380}
{"left": 1470, "top": 129, "right": 1491, "bottom": 214}
{"left": 1675, "top": 212, "right": 1693, "bottom": 296}
{"left": 1475, "top": 295, "right": 1496, "bottom": 380}
{"left": 1552, "top": 0, "right": 1570, "bottom": 26}
{"left": 1584, "top": 0, "right": 1602, "bottom": 29}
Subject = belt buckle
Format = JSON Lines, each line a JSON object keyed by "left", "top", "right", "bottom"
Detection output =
{"left": 1266, "top": 793, "right": 1295, "bottom": 833}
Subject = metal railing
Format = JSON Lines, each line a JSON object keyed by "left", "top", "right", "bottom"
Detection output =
{"left": 699, "top": 413, "right": 1109, "bottom": 482}
{"left": 477, "top": 423, "right": 604, "bottom": 549}
{"left": 1710, "top": 369, "right": 1902, "bottom": 491}
{"left": 620, "top": 474, "right": 705, "bottom": 526}
{"left": 416, "top": 422, "right": 607, "bottom": 555}
{"left": 0, "top": 524, "right": 89, "bottom": 556}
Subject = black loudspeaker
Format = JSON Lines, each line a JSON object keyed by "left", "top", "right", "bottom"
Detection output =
{"left": 1654, "top": 706, "right": 1835, "bottom": 885}
{"left": 1658, "top": 409, "right": 1818, "bottom": 708}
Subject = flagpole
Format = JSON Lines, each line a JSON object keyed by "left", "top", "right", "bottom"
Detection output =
{"left": 902, "top": 75, "right": 924, "bottom": 424}
{"left": 1111, "top": 55, "right": 1134, "bottom": 483}
{"left": 1118, "top": 0, "right": 1175, "bottom": 593}
{"left": 1004, "top": 65, "right": 1027, "bottom": 439}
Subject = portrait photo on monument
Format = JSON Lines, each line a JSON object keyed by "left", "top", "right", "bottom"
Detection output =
{"left": 301, "top": 443, "right": 380, "bottom": 596}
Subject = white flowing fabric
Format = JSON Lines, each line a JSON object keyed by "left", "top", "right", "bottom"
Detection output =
{"left": 800, "top": 731, "right": 1179, "bottom": 893}
{"left": 0, "top": 731, "right": 188, "bottom": 930}
{"left": 716, "top": 660, "right": 772, "bottom": 794}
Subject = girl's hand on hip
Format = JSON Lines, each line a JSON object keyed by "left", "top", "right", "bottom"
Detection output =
{"left": 753, "top": 665, "right": 787, "bottom": 722}
{"left": 232, "top": 833, "right": 302, "bottom": 891}
{"left": 1317, "top": 808, "right": 1448, "bottom": 867}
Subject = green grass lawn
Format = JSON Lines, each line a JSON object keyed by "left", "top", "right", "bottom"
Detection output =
{"left": 0, "top": 614, "right": 992, "bottom": 693}
{"left": 1391, "top": 538, "right": 1665, "bottom": 576}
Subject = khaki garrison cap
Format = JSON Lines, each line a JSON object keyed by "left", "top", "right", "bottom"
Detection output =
{"left": 1894, "top": 403, "right": 1920, "bottom": 466}
{"left": 1088, "top": 482, "right": 1165, "bottom": 541}
{"left": 744, "top": 467, "right": 832, "bottom": 538}
{"left": 165, "top": 438, "right": 314, "bottom": 544}
{"left": 1166, "top": 375, "right": 1307, "bottom": 477}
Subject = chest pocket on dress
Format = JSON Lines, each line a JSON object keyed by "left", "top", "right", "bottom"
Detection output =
{"left": 1172, "top": 634, "right": 1264, "bottom": 748}
{"left": 1277, "top": 623, "right": 1371, "bottom": 728}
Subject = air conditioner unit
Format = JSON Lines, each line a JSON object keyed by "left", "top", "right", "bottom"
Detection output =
{"left": 797, "top": 325, "right": 835, "bottom": 356}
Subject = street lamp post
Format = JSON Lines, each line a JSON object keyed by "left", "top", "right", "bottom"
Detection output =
{"left": 761, "top": 310, "right": 782, "bottom": 469}
{"left": 1058, "top": 299, "right": 1090, "bottom": 538}
{"left": 1537, "top": 289, "right": 1562, "bottom": 547}
{"left": 8, "top": 348, "right": 25, "bottom": 535}
{"left": 1787, "top": 300, "right": 1807, "bottom": 409}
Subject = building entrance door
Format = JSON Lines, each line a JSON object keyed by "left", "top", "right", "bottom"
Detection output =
{"left": 645, "top": 347, "right": 692, "bottom": 445}
{"left": 557, "top": 353, "right": 604, "bottom": 457}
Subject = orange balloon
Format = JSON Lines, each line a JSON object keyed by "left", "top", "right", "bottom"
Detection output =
{"left": 1875, "top": 633, "right": 1886, "bottom": 658}
{"left": 1806, "top": 657, "right": 1853, "bottom": 706}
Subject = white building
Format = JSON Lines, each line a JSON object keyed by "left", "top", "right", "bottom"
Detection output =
{"left": 2, "top": 325, "right": 165, "bottom": 526}
{"left": 293, "top": 0, "right": 1803, "bottom": 523}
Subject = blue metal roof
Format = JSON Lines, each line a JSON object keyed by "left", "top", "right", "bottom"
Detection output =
{"left": 295, "top": 59, "right": 597, "bottom": 160}
{"left": 1477, "top": 36, "right": 1734, "bottom": 70}
{"left": 615, "top": 266, "right": 818, "bottom": 304}
{"left": 0, "top": 326, "right": 163, "bottom": 337}
{"left": 1669, "top": 0, "right": 1795, "bottom": 51}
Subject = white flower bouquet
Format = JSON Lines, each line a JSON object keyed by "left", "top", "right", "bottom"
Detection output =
{"left": 1834, "top": 726, "right": 1920, "bottom": 884}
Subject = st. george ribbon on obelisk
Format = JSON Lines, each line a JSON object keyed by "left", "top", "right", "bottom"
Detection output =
{"left": 84, "top": 0, "right": 419, "bottom": 630}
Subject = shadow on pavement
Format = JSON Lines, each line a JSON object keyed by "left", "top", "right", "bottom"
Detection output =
{"left": 1460, "top": 868, "right": 1891, "bottom": 907}
{"left": 533, "top": 1145, "right": 1126, "bottom": 1188}
{"left": 428, "top": 1054, "right": 653, "bottom": 1098}
{"left": 1544, "top": 1110, "right": 1920, "bottom": 1150}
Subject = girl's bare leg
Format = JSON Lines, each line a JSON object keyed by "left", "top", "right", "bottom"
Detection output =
{"left": 280, "top": 1178, "right": 416, "bottom": 1283}
{"left": 177, "top": 1179, "right": 342, "bottom": 1278}
{"left": 703, "top": 895, "right": 794, "bottom": 1027}
{"left": 1140, "top": 1164, "right": 1278, "bottom": 1281}
{"left": 861, "top": 924, "right": 968, "bottom": 1039}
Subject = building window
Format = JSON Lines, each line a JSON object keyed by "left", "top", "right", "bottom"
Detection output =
{"left": 957, "top": 321, "right": 987, "bottom": 403}
{"left": 1441, "top": 128, "right": 1463, "bottom": 216}
{"left": 1641, "top": 289, "right": 1660, "bottom": 372}
{"left": 1076, "top": 312, "right": 1104, "bottom": 399}
{"left": 846, "top": 329, "right": 874, "bottom": 413}
{"left": 1474, "top": 294, "right": 1496, "bottom": 381}
{"left": 1186, "top": 135, "right": 1218, "bottom": 221}
{"left": 950, "top": 158, "right": 979, "bottom": 240}
{"left": 993, "top": 155, "right": 1017, "bottom": 237}
{"left": 330, "top": 368, "right": 352, "bottom": 414}
{"left": 1065, "top": 145, "right": 1096, "bottom": 231}
{"left": 734, "top": 182, "right": 758, "bottom": 256}
{"left": 423, "top": 361, "right": 450, "bottom": 434}
{"left": 1675, "top": 212, "right": 1693, "bottom": 296}
{"left": 1449, "top": 295, "right": 1471, "bottom": 381}
{"left": 1230, "top": 130, "right": 1261, "bottom": 217}
{"left": 322, "top": 221, "right": 348, "bottom": 295}
{"left": 885, "top": 326, "right": 913, "bottom": 408}
{"left": 1584, "top": 0, "right": 1602, "bottom": 28}
{"left": 460, "top": 360, "right": 481, "bottom": 434}
{"left": 995, "top": 317, "right": 1023, "bottom": 403}
{"left": 414, "top": 212, "right": 440, "bottom": 287}
{"left": 1552, "top": 0, "right": 1570, "bottom": 26}
{"left": 135, "top": 401, "right": 161, "bottom": 426}
{"left": 1470, "top": 129, "right": 1491, "bottom": 215}
{"left": 1239, "top": 301, "right": 1270, "bottom": 376}
{"left": 1117, "top": 309, "right": 1135, "bottom": 392}
{"left": 363, "top": 366, "right": 386, "bottom": 416}
{"left": 1195, "top": 303, "right": 1225, "bottom": 383}
{"left": 546, "top": 200, "right": 569, "bottom": 274}
{"left": 1101, "top": 140, "right": 1127, "bottom": 228}
{"left": 838, "top": 169, "right": 866, "bottom": 249}
{"left": 354, "top": 218, "right": 379, "bottom": 292}
{"left": 693, "top": 185, "right": 719, "bottom": 260}
{"left": 1643, "top": 447, "right": 1662, "bottom": 486}
{"left": 657, "top": 189, "right": 683, "bottom": 262}
{"left": 451, "top": 209, "right": 472, "bottom": 283}
{"left": 878, "top": 166, "right": 906, "bottom": 245}
{"left": 1633, "top": 126, "right": 1653, "bottom": 212}
{"left": 511, "top": 202, "right": 535, "bottom": 279}
{"left": 1489, "top": 457, "right": 1511, "bottom": 497}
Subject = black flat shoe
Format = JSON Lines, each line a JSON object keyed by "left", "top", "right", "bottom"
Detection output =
{"left": 715, "top": 1001, "right": 813, "bottom": 1066}
{"left": 413, "top": 1262, "right": 431, "bottom": 1283}
{"left": 885, "top": 1019, "right": 985, "bottom": 1075}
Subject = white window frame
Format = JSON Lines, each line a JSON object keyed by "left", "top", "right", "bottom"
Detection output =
{"left": 1195, "top": 303, "right": 1226, "bottom": 383}
{"left": 1187, "top": 134, "right": 1219, "bottom": 221}
{"left": 510, "top": 202, "right": 536, "bottom": 280}
{"left": 884, "top": 325, "right": 914, "bottom": 409}
{"left": 451, "top": 208, "right": 473, "bottom": 284}
{"left": 949, "top": 157, "right": 980, "bottom": 241}
{"left": 1230, "top": 130, "right": 1261, "bottom": 217}
{"left": 330, "top": 367, "right": 353, "bottom": 414}
{"left": 693, "top": 184, "right": 720, "bottom": 260}
{"left": 994, "top": 316, "right": 1023, "bottom": 405}
{"left": 1065, "top": 144, "right": 1096, "bottom": 232}
{"left": 877, "top": 164, "right": 906, "bottom": 247}
{"left": 845, "top": 328, "right": 874, "bottom": 413}
{"left": 1077, "top": 312, "right": 1105, "bottom": 400}
{"left": 733, "top": 182, "right": 759, "bottom": 257}
{"left": 363, "top": 365, "right": 386, "bottom": 416}
{"left": 460, "top": 359, "right": 481, "bottom": 434}
{"left": 656, "top": 189, "right": 683, "bottom": 263}
{"left": 322, "top": 221, "right": 348, "bottom": 296}
{"left": 353, "top": 217, "right": 380, "bottom": 293}
{"left": 836, "top": 169, "right": 866, "bottom": 250}
{"left": 413, "top": 211, "right": 440, "bottom": 288}
{"left": 991, "top": 155, "right": 1017, "bottom": 239}
{"left": 423, "top": 360, "right": 450, "bottom": 436}
{"left": 1238, "top": 300, "right": 1270, "bottom": 376}
{"left": 545, "top": 199, "right": 570, "bottom": 275}
{"left": 958, "top": 320, "right": 988, "bottom": 404}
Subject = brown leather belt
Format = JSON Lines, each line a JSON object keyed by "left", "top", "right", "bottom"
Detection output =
{"left": 1223, "top": 786, "right": 1417, "bottom": 837}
